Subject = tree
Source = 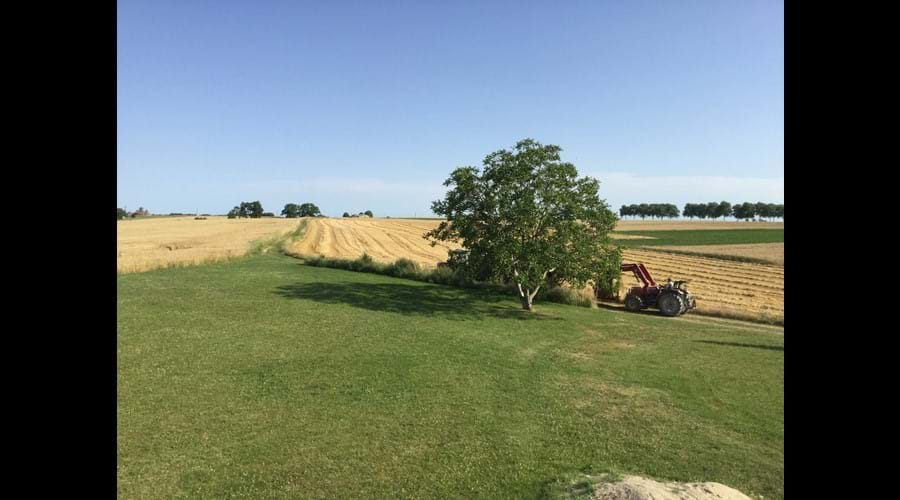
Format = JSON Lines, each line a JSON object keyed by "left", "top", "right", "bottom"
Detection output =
{"left": 236, "top": 201, "right": 264, "bottom": 218}
{"left": 426, "top": 139, "right": 618, "bottom": 310}
{"left": 262, "top": 212, "right": 275, "bottom": 217}
{"left": 130, "top": 206, "right": 149, "bottom": 218}
{"left": 637, "top": 203, "right": 649, "bottom": 220}
{"left": 364, "top": 210, "right": 374, "bottom": 217}
{"left": 298, "top": 203, "right": 321, "bottom": 217}
{"left": 228, "top": 201, "right": 264, "bottom": 218}
{"left": 682, "top": 203, "right": 694, "bottom": 220}
{"left": 281, "top": 203, "right": 301, "bottom": 218}
{"left": 342, "top": 212, "right": 350, "bottom": 218}
{"left": 664, "top": 203, "right": 680, "bottom": 219}
{"left": 717, "top": 201, "right": 732, "bottom": 220}
{"left": 117, "top": 208, "right": 126, "bottom": 220}
{"left": 732, "top": 202, "right": 754, "bottom": 221}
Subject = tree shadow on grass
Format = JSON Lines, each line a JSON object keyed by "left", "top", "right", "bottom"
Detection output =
{"left": 694, "top": 340, "right": 784, "bottom": 351}
{"left": 596, "top": 301, "right": 661, "bottom": 318}
{"left": 273, "top": 281, "right": 562, "bottom": 321}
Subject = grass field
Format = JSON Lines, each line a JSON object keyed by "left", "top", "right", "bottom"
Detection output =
{"left": 118, "top": 253, "right": 784, "bottom": 499}
{"left": 612, "top": 229, "right": 784, "bottom": 248}
{"left": 615, "top": 221, "right": 783, "bottom": 231}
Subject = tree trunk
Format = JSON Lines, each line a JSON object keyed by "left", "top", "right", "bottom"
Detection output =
{"left": 517, "top": 283, "right": 539, "bottom": 311}
{"left": 521, "top": 293, "right": 533, "bottom": 310}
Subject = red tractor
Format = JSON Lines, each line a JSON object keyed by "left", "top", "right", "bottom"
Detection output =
{"left": 618, "top": 263, "right": 696, "bottom": 316}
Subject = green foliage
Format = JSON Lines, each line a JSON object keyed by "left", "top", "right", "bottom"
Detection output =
{"left": 281, "top": 203, "right": 301, "bottom": 218}
{"left": 342, "top": 212, "right": 350, "bottom": 218}
{"left": 732, "top": 202, "right": 756, "bottom": 221}
{"left": 619, "top": 203, "right": 679, "bottom": 219}
{"left": 230, "top": 201, "right": 265, "bottom": 218}
{"left": 364, "top": 210, "right": 374, "bottom": 217}
{"left": 117, "top": 208, "right": 127, "bottom": 220}
{"left": 298, "top": 203, "right": 321, "bottom": 217}
{"left": 426, "top": 139, "right": 619, "bottom": 310}
{"left": 538, "top": 286, "right": 595, "bottom": 308}
{"left": 386, "top": 257, "right": 420, "bottom": 279}
{"left": 593, "top": 246, "right": 623, "bottom": 299}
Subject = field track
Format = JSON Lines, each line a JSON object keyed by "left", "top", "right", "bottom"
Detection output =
{"left": 288, "top": 218, "right": 784, "bottom": 322}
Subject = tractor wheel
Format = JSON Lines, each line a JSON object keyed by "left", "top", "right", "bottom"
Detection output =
{"left": 677, "top": 293, "right": 690, "bottom": 315}
{"left": 624, "top": 294, "right": 643, "bottom": 312}
{"left": 657, "top": 293, "right": 685, "bottom": 317}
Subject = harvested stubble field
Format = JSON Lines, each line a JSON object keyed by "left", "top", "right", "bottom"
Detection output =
{"left": 287, "top": 218, "right": 784, "bottom": 324}
{"left": 654, "top": 242, "right": 784, "bottom": 266}
{"left": 620, "top": 248, "right": 783, "bottom": 323}
{"left": 288, "top": 217, "right": 462, "bottom": 266}
{"left": 117, "top": 216, "right": 303, "bottom": 273}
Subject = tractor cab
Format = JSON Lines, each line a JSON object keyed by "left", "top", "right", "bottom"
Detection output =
{"left": 438, "top": 249, "right": 470, "bottom": 269}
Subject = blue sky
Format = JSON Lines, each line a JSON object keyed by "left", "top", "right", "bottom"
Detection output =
{"left": 117, "top": 0, "right": 783, "bottom": 216}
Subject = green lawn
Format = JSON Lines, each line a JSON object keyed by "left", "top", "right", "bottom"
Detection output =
{"left": 117, "top": 254, "right": 784, "bottom": 499}
{"left": 614, "top": 228, "right": 784, "bottom": 247}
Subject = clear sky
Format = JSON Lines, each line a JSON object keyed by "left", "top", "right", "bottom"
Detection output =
{"left": 118, "top": 0, "right": 783, "bottom": 217}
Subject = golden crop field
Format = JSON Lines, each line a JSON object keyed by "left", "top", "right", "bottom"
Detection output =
{"left": 620, "top": 248, "right": 783, "bottom": 323}
{"left": 117, "top": 216, "right": 302, "bottom": 273}
{"left": 288, "top": 218, "right": 462, "bottom": 266}
{"left": 287, "top": 218, "right": 784, "bottom": 323}
{"left": 655, "top": 242, "right": 784, "bottom": 266}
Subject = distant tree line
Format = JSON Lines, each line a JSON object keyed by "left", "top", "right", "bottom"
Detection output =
{"left": 619, "top": 203, "right": 680, "bottom": 220}
{"left": 619, "top": 201, "right": 783, "bottom": 221}
{"left": 225, "top": 201, "right": 327, "bottom": 218}
{"left": 682, "top": 202, "right": 733, "bottom": 220}
{"left": 343, "top": 210, "right": 374, "bottom": 218}
{"left": 731, "top": 202, "right": 784, "bottom": 221}
{"left": 228, "top": 201, "right": 264, "bottom": 218}
{"left": 281, "top": 203, "right": 322, "bottom": 218}
{"left": 116, "top": 207, "right": 150, "bottom": 219}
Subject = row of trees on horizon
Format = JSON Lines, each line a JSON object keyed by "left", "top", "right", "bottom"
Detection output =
{"left": 118, "top": 200, "right": 784, "bottom": 222}
{"left": 619, "top": 202, "right": 784, "bottom": 221}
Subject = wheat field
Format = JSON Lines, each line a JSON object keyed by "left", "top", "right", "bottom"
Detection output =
{"left": 117, "top": 216, "right": 302, "bottom": 273}
{"left": 654, "top": 242, "right": 784, "bottom": 265}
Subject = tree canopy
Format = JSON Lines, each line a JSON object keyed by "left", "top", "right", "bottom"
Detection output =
{"left": 298, "top": 203, "right": 321, "bottom": 217}
{"left": 228, "top": 201, "right": 264, "bottom": 218}
{"left": 281, "top": 203, "right": 301, "bottom": 218}
{"left": 426, "top": 139, "right": 619, "bottom": 310}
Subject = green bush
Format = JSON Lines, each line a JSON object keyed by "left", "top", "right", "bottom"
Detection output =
{"left": 539, "top": 286, "right": 595, "bottom": 308}
{"left": 386, "top": 258, "right": 421, "bottom": 279}
{"left": 426, "top": 266, "right": 457, "bottom": 285}
{"left": 593, "top": 247, "right": 623, "bottom": 300}
{"left": 295, "top": 253, "right": 587, "bottom": 308}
